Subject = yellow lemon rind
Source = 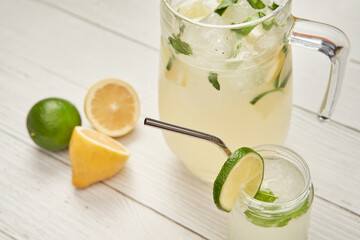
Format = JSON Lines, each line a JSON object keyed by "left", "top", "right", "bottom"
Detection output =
{"left": 69, "top": 126, "right": 130, "bottom": 189}
{"left": 84, "top": 78, "right": 140, "bottom": 137}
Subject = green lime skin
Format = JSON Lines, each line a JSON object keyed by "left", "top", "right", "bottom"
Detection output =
{"left": 213, "top": 147, "right": 264, "bottom": 212}
{"left": 26, "top": 98, "right": 81, "bottom": 151}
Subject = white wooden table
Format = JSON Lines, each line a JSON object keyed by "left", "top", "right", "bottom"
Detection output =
{"left": 0, "top": 0, "right": 359, "bottom": 239}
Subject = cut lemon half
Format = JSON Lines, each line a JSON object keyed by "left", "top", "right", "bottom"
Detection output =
{"left": 69, "top": 126, "right": 130, "bottom": 188}
{"left": 85, "top": 78, "right": 140, "bottom": 137}
{"left": 213, "top": 147, "right": 264, "bottom": 212}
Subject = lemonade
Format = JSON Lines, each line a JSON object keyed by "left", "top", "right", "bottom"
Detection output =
{"left": 143, "top": 122, "right": 314, "bottom": 239}
{"left": 159, "top": 0, "right": 293, "bottom": 180}
{"left": 228, "top": 145, "right": 314, "bottom": 240}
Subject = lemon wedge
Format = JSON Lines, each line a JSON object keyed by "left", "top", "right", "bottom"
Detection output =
{"left": 69, "top": 126, "right": 130, "bottom": 188}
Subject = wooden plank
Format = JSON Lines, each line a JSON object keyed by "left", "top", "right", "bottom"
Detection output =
{"left": 0, "top": 0, "right": 358, "bottom": 215}
{"left": 1, "top": 131, "right": 359, "bottom": 240}
{"left": 1, "top": 44, "right": 360, "bottom": 216}
{"left": 291, "top": 47, "right": 360, "bottom": 130}
{"left": 292, "top": 0, "right": 360, "bottom": 61}
{"left": 0, "top": 0, "right": 159, "bottom": 114}
{"left": 0, "top": 48, "right": 227, "bottom": 239}
{"left": 287, "top": 108, "right": 360, "bottom": 215}
{"left": 0, "top": 130, "right": 205, "bottom": 240}
{"left": 37, "top": 0, "right": 360, "bottom": 61}
{"left": 309, "top": 197, "right": 360, "bottom": 240}
{"left": 0, "top": 0, "right": 359, "bottom": 239}
{"left": 1, "top": 0, "right": 359, "bottom": 130}
{"left": 0, "top": 51, "right": 359, "bottom": 238}
{"left": 36, "top": 0, "right": 161, "bottom": 50}
{"left": 0, "top": 230, "right": 16, "bottom": 240}
{"left": 1, "top": 124, "right": 360, "bottom": 240}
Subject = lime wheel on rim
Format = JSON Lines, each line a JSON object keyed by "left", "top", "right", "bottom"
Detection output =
{"left": 213, "top": 147, "right": 264, "bottom": 212}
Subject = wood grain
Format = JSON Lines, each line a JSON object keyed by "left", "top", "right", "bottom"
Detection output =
{"left": 309, "top": 197, "right": 360, "bottom": 240}
{"left": 0, "top": 0, "right": 359, "bottom": 239}
{"left": 2, "top": 0, "right": 359, "bottom": 130}
{"left": 0, "top": 130, "right": 205, "bottom": 240}
{"left": 0, "top": 230, "right": 16, "bottom": 240}
{"left": 287, "top": 108, "right": 360, "bottom": 215}
{"left": 0, "top": 51, "right": 359, "bottom": 238}
{"left": 1, "top": 43, "right": 360, "bottom": 213}
{"left": 292, "top": 0, "right": 360, "bottom": 61}
{"left": 291, "top": 48, "right": 360, "bottom": 130}
{"left": 37, "top": 0, "right": 360, "bottom": 61}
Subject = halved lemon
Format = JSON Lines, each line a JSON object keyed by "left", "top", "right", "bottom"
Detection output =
{"left": 69, "top": 126, "right": 130, "bottom": 188}
{"left": 213, "top": 147, "right": 264, "bottom": 212}
{"left": 84, "top": 78, "right": 140, "bottom": 137}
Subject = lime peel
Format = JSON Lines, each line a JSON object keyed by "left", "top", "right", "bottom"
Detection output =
{"left": 213, "top": 147, "right": 264, "bottom": 212}
{"left": 26, "top": 98, "right": 81, "bottom": 151}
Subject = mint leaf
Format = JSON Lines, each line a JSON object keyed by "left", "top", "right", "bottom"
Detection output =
{"left": 208, "top": 72, "right": 220, "bottom": 90}
{"left": 250, "top": 68, "right": 292, "bottom": 104}
{"left": 250, "top": 88, "right": 281, "bottom": 105}
{"left": 179, "top": 25, "right": 185, "bottom": 34}
{"left": 168, "top": 35, "right": 193, "bottom": 55}
{"left": 166, "top": 55, "right": 175, "bottom": 71}
{"left": 244, "top": 208, "right": 292, "bottom": 227}
{"left": 244, "top": 197, "right": 311, "bottom": 228}
{"left": 262, "top": 4, "right": 279, "bottom": 30}
{"left": 274, "top": 46, "right": 288, "bottom": 87}
{"left": 279, "top": 68, "right": 292, "bottom": 88}
{"left": 229, "top": 43, "right": 242, "bottom": 58}
{"left": 273, "top": 71, "right": 281, "bottom": 88}
{"left": 244, "top": 208, "right": 291, "bottom": 228}
{"left": 254, "top": 189, "right": 278, "bottom": 203}
{"left": 262, "top": 18, "right": 277, "bottom": 30}
{"left": 232, "top": 12, "right": 265, "bottom": 38}
{"left": 215, "top": 0, "right": 238, "bottom": 16}
{"left": 247, "top": 0, "right": 266, "bottom": 9}
{"left": 268, "top": 2, "right": 279, "bottom": 10}
{"left": 282, "top": 45, "right": 288, "bottom": 57}
{"left": 250, "top": 47, "right": 292, "bottom": 104}
{"left": 287, "top": 198, "right": 311, "bottom": 221}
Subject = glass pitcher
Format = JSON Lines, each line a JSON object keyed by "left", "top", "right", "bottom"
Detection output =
{"left": 158, "top": 0, "right": 349, "bottom": 181}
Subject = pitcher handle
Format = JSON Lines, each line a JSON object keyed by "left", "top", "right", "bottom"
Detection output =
{"left": 287, "top": 17, "right": 350, "bottom": 120}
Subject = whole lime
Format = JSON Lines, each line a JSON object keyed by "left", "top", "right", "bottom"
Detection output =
{"left": 26, "top": 98, "right": 81, "bottom": 151}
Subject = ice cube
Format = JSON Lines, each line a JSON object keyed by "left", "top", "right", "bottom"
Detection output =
{"left": 262, "top": 0, "right": 277, "bottom": 7}
{"left": 177, "top": 0, "right": 211, "bottom": 21}
{"left": 181, "top": 13, "right": 237, "bottom": 59}
{"left": 252, "top": 27, "right": 281, "bottom": 53}
{"left": 200, "top": 11, "right": 226, "bottom": 25}
{"left": 221, "top": 1, "right": 257, "bottom": 24}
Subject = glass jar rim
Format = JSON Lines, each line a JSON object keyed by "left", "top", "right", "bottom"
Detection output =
{"left": 238, "top": 144, "right": 312, "bottom": 214}
{"left": 162, "top": 0, "right": 291, "bottom": 30}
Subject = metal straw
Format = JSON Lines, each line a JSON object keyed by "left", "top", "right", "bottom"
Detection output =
{"left": 144, "top": 118, "right": 232, "bottom": 157}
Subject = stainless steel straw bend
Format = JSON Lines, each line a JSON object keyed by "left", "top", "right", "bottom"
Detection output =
{"left": 144, "top": 118, "right": 232, "bottom": 158}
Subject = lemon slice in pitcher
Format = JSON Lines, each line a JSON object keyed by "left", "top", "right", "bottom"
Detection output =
{"left": 265, "top": 51, "right": 285, "bottom": 84}
{"left": 213, "top": 147, "right": 264, "bottom": 212}
{"left": 178, "top": 1, "right": 211, "bottom": 20}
